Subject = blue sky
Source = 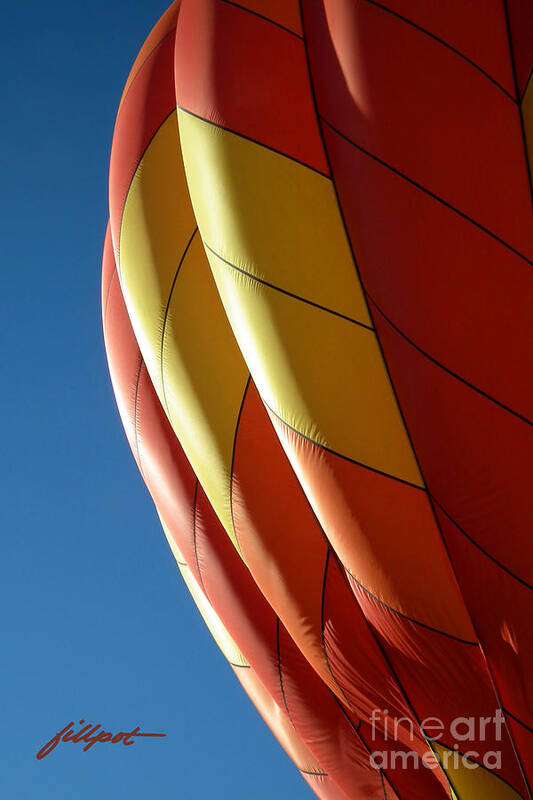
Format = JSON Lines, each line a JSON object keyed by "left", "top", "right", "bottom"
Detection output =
{"left": 1, "top": 1, "right": 310, "bottom": 796}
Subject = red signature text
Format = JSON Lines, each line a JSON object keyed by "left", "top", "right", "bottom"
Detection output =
{"left": 36, "top": 720, "right": 166, "bottom": 759}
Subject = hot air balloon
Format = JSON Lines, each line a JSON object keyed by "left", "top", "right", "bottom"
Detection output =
{"left": 103, "top": 2, "right": 533, "bottom": 798}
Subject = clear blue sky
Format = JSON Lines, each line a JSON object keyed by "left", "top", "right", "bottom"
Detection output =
{"left": 1, "top": 2, "right": 310, "bottom": 796}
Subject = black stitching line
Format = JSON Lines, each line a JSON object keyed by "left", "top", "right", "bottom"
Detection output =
{"left": 115, "top": 107, "right": 177, "bottom": 266}
{"left": 118, "top": 26, "right": 176, "bottom": 113}
{"left": 318, "top": 90, "right": 532, "bottom": 800}
{"left": 432, "top": 496, "right": 533, "bottom": 592}
{"left": 191, "top": 478, "right": 208, "bottom": 597}
{"left": 361, "top": 0, "right": 515, "bottom": 101}
{"left": 521, "top": 65, "right": 533, "bottom": 103}
{"left": 103, "top": 255, "right": 117, "bottom": 326}
{"left": 321, "top": 115, "right": 533, "bottom": 267}
{"left": 298, "top": 7, "right": 464, "bottom": 795}
{"left": 229, "top": 375, "right": 251, "bottom": 558}
{"left": 369, "top": 294, "right": 533, "bottom": 429}
{"left": 177, "top": 105, "right": 330, "bottom": 179}
{"left": 329, "top": 692, "right": 409, "bottom": 800}
{"left": 133, "top": 355, "right": 146, "bottom": 481}
{"left": 276, "top": 618, "right": 292, "bottom": 721}
{"left": 505, "top": 708, "right": 533, "bottom": 735}
{"left": 346, "top": 567, "right": 478, "bottom": 646}
{"left": 217, "top": 0, "right": 302, "bottom": 40}
{"left": 281, "top": 563, "right": 405, "bottom": 799}
{"left": 307, "top": 18, "right": 532, "bottom": 789}
{"left": 431, "top": 487, "right": 533, "bottom": 800}
{"left": 379, "top": 768, "right": 388, "bottom": 800}
{"left": 278, "top": 617, "right": 398, "bottom": 795}
{"left": 264, "top": 398, "right": 424, "bottom": 491}
{"left": 204, "top": 242, "right": 374, "bottom": 331}
{"left": 179, "top": 548, "right": 250, "bottom": 672}
{"left": 503, "top": 0, "right": 533, "bottom": 203}
{"left": 160, "top": 228, "right": 198, "bottom": 415}
{"left": 320, "top": 548, "right": 352, "bottom": 707}
{"left": 299, "top": 768, "right": 328, "bottom": 777}
{"left": 437, "top": 739, "right": 529, "bottom": 796}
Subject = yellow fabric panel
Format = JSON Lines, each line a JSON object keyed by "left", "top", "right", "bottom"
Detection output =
{"left": 161, "top": 517, "right": 249, "bottom": 669}
{"left": 522, "top": 76, "right": 533, "bottom": 183}
{"left": 119, "top": 115, "right": 249, "bottom": 549}
{"left": 432, "top": 744, "right": 523, "bottom": 800}
{"left": 177, "top": 109, "right": 371, "bottom": 326}
{"left": 118, "top": 112, "right": 196, "bottom": 386}
{"left": 206, "top": 247, "right": 422, "bottom": 485}
{"left": 159, "top": 233, "right": 249, "bottom": 546}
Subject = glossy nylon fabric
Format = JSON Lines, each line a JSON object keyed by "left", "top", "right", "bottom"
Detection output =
{"left": 104, "top": 2, "right": 533, "bottom": 798}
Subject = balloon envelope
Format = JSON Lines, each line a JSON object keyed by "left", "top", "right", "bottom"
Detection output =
{"left": 103, "top": 2, "right": 533, "bottom": 798}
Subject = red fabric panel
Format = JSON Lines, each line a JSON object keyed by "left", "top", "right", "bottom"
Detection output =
{"left": 174, "top": 0, "right": 328, "bottom": 173}
{"left": 109, "top": 22, "right": 177, "bottom": 255}
{"left": 278, "top": 625, "right": 449, "bottom": 800}
{"left": 508, "top": 716, "right": 533, "bottom": 793}
{"left": 436, "top": 506, "right": 533, "bottom": 738}
{"left": 231, "top": 381, "right": 329, "bottom": 654}
{"left": 322, "top": 555, "right": 423, "bottom": 754}
{"left": 506, "top": 0, "right": 533, "bottom": 96}
{"left": 301, "top": 0, "right": 533, "bottom": 259}
{"left": 101, "top": 224, "right": 115, "bottom": 320}
{"left": 368, "top": 602, "right": 527, "bottom": 792}
{"left": 356, "top": 719, "right": 449, "bottom": 800}
{"left": 225, "top": 0, "right": 303, "bottom": 37}
{"left": 370, "top": 303, "right": 533, "bottom": 588}
{"left": 320, "top": 122, "right": 533, "bottom": 424}
{"left": 119, "top": 1, "right": 180, "bottom": 107}
{"left": 355, "top": 0, "right": 514, "bottom": 95}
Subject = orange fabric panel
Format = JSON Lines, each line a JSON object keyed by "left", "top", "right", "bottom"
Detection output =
{"left": 231, "top": 382, "right": 427, "bottom": 734}
{"left": 174, "top": 0, "right": 328, "bottom": 173}
{"left": 231, "top": 381, "right": 332, "bottom": 692}
{"left": 268, "top": 408, "right": 474, "bottom": 642}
